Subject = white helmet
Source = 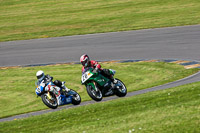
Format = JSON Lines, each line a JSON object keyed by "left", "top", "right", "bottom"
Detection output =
{"left": 36, "top": 70, "right": 45, "bottom": 81}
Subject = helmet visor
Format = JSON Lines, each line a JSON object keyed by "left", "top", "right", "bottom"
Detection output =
{"left": 81, "top": 60, "right": 88, "bottom": 67}
{"left": 37, "top": 74, "right": 44, "bottom": 80}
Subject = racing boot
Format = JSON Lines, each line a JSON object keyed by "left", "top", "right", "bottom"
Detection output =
{"left": 61, "top": 82, "right": 70, "bottom": 92}
{"left": 110, "top": 75, "right": 117, "bottom": 84}
{"left": 110, "top": 76, "right": 117, "bottom": 89}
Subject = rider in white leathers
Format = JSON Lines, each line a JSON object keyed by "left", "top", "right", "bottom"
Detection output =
{"left": 35, "top": 70, "right": 70, "bottom": 105}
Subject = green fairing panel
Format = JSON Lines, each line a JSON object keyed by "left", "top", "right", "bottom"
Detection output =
{"left": 86, "top": 82, "right": 95, "bottom": 89}
{"left": 86, "top": 74, "right": 109, "bottom": 87}
{"left": 93, "top": 74, "right": 109, "bottom": 86}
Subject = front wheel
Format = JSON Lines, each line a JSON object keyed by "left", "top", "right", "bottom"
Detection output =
{"left": 41, "top": 92, "right": 58, "bottom": 109}
{"left": 86, "top": 84, "right": 102, "bottom": 101}
{"left": 70, "top": 89, "right": 81, "bottom": 105}
{"left": 115, "top": 78, "right": 127, "bottom": 97}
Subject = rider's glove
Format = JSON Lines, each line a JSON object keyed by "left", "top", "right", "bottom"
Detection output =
{"left": 93, "top": 67, "right": 98, "bottom": 73}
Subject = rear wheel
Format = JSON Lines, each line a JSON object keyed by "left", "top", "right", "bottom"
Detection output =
{"left": 115, "top": 78, "right": 127, "bottom": 97}
{"left": 86, "top": 84, "right": 102, "bottom": 101}
{"left": 70, "top": 89, "right": 81, "bottom": 105}
{"left": 41, "top": 92, "right": 58, "bottom": 109}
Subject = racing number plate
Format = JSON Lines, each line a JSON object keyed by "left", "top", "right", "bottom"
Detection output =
{"left": 81, "top": 71, "right": 93, "bottom": 83}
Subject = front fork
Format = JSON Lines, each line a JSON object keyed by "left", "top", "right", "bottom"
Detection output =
{"left": 47, "top": 92, "right": 52, "bottom": 99}
{"left": 86, "top": 81, "right": 98, "bottom": 92}
{"left": 93, "top": 81, "right": 98, "bottom": 91}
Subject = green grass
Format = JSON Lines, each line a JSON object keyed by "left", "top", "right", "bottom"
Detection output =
{"left": 0, "top": 0, "right": 200, "bottom": 42}
{"left": 1, "top": 80, "right": 199, "bottom": 133}
{"left": 0, "top": 62, "right": 198, "bottom": 118}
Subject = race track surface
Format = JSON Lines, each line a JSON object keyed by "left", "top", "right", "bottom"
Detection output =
{"left": 0, "top": 25, "right": 200, "bottom": 122}
{"left": 0, "top": 25, "right": 200, "bottom": 67}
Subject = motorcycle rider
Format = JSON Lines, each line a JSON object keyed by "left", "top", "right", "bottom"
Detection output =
{"left": 35, "top": 70, "right": 70, "bottom": 97}
{"left": 80, "top": 54, "right": 117, "bottom": 84}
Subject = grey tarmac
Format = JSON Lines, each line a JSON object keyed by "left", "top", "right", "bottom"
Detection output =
{"left": 0, "top": 25, "right": 200, "bottom": 67}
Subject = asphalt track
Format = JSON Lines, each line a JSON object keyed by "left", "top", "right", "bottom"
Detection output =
{"left": 0, "top": 25, "right": 200, "bottom": 67}
{"left": 0, "top": 25, "right": 200, "bottom": 122}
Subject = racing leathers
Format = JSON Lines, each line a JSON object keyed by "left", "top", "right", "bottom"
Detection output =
{"left": 35, "top": 75, "right": 70, "bottom": 105}
{"left": 81, "top": 60, "right": 115, "bottom": 82}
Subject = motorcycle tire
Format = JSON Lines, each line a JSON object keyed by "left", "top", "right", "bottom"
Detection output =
{"left": 86, "top": 84, "right": 102, "bottom": 101}
{"left": 71, "top": 89, "right": 81, "bottom": 105}
{"left": 41, "top": 93, "right": 58, "bottom": 109}
{"left": 115, "top": 78, "right": 127, "bottom": 97}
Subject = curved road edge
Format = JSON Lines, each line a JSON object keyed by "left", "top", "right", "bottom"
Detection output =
{"left": 1, "top": 69, "right": 200, "bottom": 122}
{"left": 1, "top": 58, "right": 200, "bottom": 69}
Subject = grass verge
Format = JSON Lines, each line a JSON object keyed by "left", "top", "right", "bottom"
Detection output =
{"left": 1, "top": 0, "right": 200, "bottom": 42}
{"left": 1, "top": 80, "right": 199, "bottom": 133}
{"left": 0, "top": 62, "right": 198, "bottom": 118}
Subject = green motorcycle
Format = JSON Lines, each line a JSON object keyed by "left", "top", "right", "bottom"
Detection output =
{"left": 81, "top": 67, "right": 127, "bottom": 101}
